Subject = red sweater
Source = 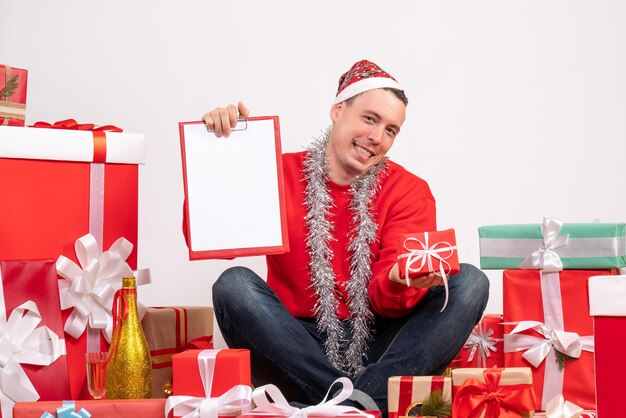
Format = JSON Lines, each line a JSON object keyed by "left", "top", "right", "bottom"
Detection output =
{"left": 267, "top": 151, "right": 437, "bottom": 319}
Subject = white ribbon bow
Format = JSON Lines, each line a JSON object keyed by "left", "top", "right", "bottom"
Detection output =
{"left": 545, "top": 394, "right": 584, "bottom": 418}
{"left": 251, "top": 377, "right": 374, "bottom": 418}
{"left": 165, "top": 349, "right": 253, "bottom": 418}
{"left": 397, "top": 233, "right": 456, "bottom": 312}
{"left": 519, "top": 218, "right": 569, "bottom": 272}
{"left": 503, "top": 321, "right": 593, "bottom": 368}
{"left": 56, "top": 233, "right": 145, "bottom": 341}
{"left": 165, "top": 384, "right": 253, "bottom": 418}
{"left": 0, "top": 301, "right": 66, "bottom": 418}
{"left": 464, "top": 321, "right": 502, "bottom": 368}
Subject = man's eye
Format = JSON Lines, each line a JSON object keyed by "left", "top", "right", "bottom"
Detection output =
{"left": 363, "top": 116, "right": 375, "bottom": 123}
{"left": 386, "top": 128, "right": 397, "bottom": 137}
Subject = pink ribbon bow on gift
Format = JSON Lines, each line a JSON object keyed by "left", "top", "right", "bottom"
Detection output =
{"left": 464, "top": 321, "right": 503, "bottom": 368}
{"left": 398, "top": 232, "right": 456, "bottom": 311}
{"left": 251, "top": 377, "right": 374, "bottom": 418}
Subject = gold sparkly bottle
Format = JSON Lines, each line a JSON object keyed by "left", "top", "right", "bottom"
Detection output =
{"left": 105, "top": 276, "right": 152, "bottom": 399}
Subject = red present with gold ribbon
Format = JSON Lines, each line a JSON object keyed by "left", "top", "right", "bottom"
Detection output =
{"left": 141, "top": 306, "right": 214, "bottom": 398}
{"left": 503, "top": 269, "right": 616, "bottom": 411}
{"left": 13, "top": 399, "right": 167, "bottom": 418}
{"left": 0, "top": 121, "right": 145, "bottom": 400}
{"left": 589, "top": 275, "right": 626, "bottom": 418}
{"left": 396, "top": 229, "right": 459, "bottom": 311}
{"left": 457, "top": 314, "right": 504, "bottom": 369}
{"left": 387, "top": 376, "right": 451, "bottom": 418}
{"left": 0, "top": 260, "right": 70, "bottom": 418}
{"left": 0, "top": 65, "right": 27, "bottom": 127}
{"left": 452, "top": 367, "right": 536, "bottom": 418}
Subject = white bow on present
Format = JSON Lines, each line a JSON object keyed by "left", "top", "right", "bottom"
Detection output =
{"left": 544, "top": 394, "right": 584, "bottom": 418}
{"left": 0, "top": 300, "right": 66, "bottom": 418}
{"left": 251, "top": 377, "right": 375, "bottom": 418}
{"left": 165, "top": 349, "right": 253, "bottom": 418}
{"left": 519, "top": 218, "right": 569, "bottom": 272}
{"left": 464, "top": 321, "right": 502, "bottom": 368}
{"left": 56, "top": 233, "right": 150, "bottom": 343}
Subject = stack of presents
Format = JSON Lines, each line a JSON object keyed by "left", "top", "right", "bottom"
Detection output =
{"left": 2, "top": 64, "right": 625, "bottom": 418}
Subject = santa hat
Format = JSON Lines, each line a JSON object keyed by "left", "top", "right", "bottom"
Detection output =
{"left": 333, "top": 60, "right": 402, "bottom": 105}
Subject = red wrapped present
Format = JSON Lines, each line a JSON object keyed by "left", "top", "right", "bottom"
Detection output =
{"left": 246, "top": 377, "right": 379, "bottom": 418}
{"left": 168, "top": 349, "right": 252, "bottom": 418}
{"left": 396, "top": 229, "right": 459, "bottom": 311}
{"left": 0, "top": 122, "right": 145, "bottom": 399}
{"left": 457, "top": 314, "right": 504, "bottom": 369}
{"left": 589, "top": 275, "right": 626, "bottom": 418}
{"left": 142, "top": 306, "right": 214, "bottom": 398}
{"left": 452, "top": 367, "right": 536, "bottom": 418}
{"left": 388, "top": 376, "right": 451, "bottom": 418}
{"left": 0, "top": 260, "right": 70, "bottom": 418}
{"left": 13, "top": 399, "right": 167, "bottom": 418}
{"left": 0, "top": 65, "right": 27, "bottom": 127}
{"left": 503, "top": 269, "right": 616, "bottom": 411}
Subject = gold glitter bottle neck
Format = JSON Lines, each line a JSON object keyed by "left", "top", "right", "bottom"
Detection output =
{"left": 122, "top": 276, "right": 136, "bottom": 289}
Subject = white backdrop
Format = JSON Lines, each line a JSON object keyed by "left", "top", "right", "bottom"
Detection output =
{"left": 2, "top": 1, "right": 625, "bottom": 344}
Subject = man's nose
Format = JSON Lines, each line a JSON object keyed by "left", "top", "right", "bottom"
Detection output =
{"left": 368, "top": 125, "right": 384, "bottom": 143}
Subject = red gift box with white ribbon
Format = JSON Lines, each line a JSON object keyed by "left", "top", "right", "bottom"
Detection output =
{"left": 396, "top": 229, "right": 459, "bottom": 311}
{"left": 0, "top": 260, "right": 70, "bottom": 418}
{"left": 589, "top": 275, "right": 626, "bottom": 418}
{"left": 458, "top": 314, "right": 504, "bottom": 369}
{"left": 503, "top": 269, "right": 616, "bottom": 411}
{"left": 0, "top": 122, "right": 145, "bottom": 399}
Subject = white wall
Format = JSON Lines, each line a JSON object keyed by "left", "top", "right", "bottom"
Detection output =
{"left": 2, "top": 1, "right": 625, "bottom": 339}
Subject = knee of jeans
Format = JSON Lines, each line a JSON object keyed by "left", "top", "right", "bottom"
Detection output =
{"left": 213, "top": 266, "right": 254, "bottom": 304}
{"left": 454, "top": 263, "right": 490, "bottom": 304}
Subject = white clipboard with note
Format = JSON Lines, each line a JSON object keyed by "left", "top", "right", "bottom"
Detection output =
{"left": 179, "top": 116, "right": 289, "bottom": 259}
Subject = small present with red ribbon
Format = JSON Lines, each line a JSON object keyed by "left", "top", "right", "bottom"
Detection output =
{"left": 457, "top": 314, "right": 504, "bottom": 369}
{"left": 0, "top": 65, "right": 27, "bottom": 126}
{"left": 141, "top": 306, "right": 214, "bottom": 398}
{"left": 387, "top": 376, "right": 451, "bottom": 418}
{"left": 0, "top": 260, "right": 70, "bottom": 418}
{"left": 451, "top": 367, "right": 536, "bottom": 418}
{"left": 588, "top": 275, "right": 626, "bottom": 418}
{"left": 0, "top": 121, "right": 145, "bottom": 399}
{"left": 397, "top": 229, "right": 459, "bottom": 311}
{"left": 503, "top": 269, "right": 616, "bottom": 410}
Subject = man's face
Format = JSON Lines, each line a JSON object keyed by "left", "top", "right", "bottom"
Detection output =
{"left": 327, "top": 88, "right": 406, "bottom": 184}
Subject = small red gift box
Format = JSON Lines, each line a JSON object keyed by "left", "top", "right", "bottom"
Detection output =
{"left": 503, "top": 269, "right": 616, "bottom": 410}
{"left": 173, "top": 349, "right": 251, "bottom": 397}
{"left": 397, "top": 229, "right": 459, "bottom": 281}
{"left": 0, "top": 260, "right": 71, "bottom": 417}
{"left": 0, "top": 123, "right": 145, "bottom": 399}
{"left": 13, "top": 399, "right": 167, "bottom": 418}
{"left": 387, "top": 376, "right": 451, "bottom": 418}
{"left": 0, "top": 65, "right": 27, "bottom": 127}
{"left": 589, "top": 275, "right": 626, "bottom": 418}
{"left": 457, "top": 314, "right": 504, "bottom": 368}
{"left": 452, "top": 367, "right": 536, "bottom": 418}
{"left": 142, "top": 306, "right": 214, "bottom": 398}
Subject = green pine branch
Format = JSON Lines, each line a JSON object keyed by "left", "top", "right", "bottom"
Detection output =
{"left": 555, "top": 350, "right": 577, "bottom": 371}
{"left": 0, "top": 75, "right": 20, "bottom": 100}
{"left": 407, "top": 390, "right": 452, "bottom": 417}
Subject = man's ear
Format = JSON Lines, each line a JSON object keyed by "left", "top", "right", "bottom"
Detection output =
{"left": 330, "top": 102, "right": 344, "bottom": 123}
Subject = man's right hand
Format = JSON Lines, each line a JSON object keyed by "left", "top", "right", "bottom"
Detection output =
{"left": 202, "top": 101, "right": 250, "bottom": 138}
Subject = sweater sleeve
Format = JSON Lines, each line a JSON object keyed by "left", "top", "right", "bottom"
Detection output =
{"left": 368, "top": 170, "right": 437, "bottom": 318}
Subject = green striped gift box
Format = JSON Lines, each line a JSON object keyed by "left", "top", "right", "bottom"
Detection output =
{"left": 479, "top": 222, "right": 626, "bottom": 270}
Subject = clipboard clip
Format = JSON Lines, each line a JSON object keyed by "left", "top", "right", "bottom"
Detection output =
{"left": 206, "top": 118, "right": 248, "bottom": 132}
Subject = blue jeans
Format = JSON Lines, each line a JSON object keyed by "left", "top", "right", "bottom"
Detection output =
{"left": 212, "top": 263, "right": 489, "bottom": 416}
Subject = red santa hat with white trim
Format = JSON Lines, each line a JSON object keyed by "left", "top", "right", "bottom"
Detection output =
{"left": 333, "top": 60, "right": 402, "bottom": 105}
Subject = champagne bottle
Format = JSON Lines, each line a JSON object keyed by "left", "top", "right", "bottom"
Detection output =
{"left": 105, "top": 276, "right": 152, "bottom": 399}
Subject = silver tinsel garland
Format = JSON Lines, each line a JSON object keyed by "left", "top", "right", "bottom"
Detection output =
{"left": 303, "top": 129, "right": 388, "bottom": 376}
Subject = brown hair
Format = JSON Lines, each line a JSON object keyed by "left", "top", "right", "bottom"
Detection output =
{"left": 345, "top": 88, "right": 408, "bottom": 106}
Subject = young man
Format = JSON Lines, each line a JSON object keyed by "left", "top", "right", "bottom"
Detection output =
{"left": 204, "top": 60, "right": 489, "bottom": 415}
